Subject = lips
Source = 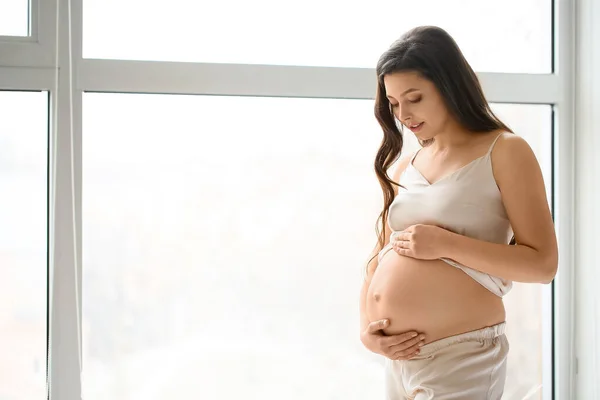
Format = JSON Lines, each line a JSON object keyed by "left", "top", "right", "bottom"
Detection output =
{"left": 408, "top": 122, "right": 424, "bottom": 133}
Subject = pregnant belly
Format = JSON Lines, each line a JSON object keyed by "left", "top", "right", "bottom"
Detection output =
{"left": 366, "top": 248, "right": 505, "bottom": 343}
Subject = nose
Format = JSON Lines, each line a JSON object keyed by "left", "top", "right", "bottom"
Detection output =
{"left": 399, "top": 108, "right": 412, "bottom": 124}
{"left": 398, "top": 103, "right": 412, "bottom": 123}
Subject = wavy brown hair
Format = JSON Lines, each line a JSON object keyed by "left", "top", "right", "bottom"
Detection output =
{"left": 370, "top": 26, "right": 515, "bottom": 268}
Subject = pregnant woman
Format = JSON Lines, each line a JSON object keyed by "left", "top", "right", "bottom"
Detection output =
{"left": 359, "top": 26, "right": 558, "bottom": 399}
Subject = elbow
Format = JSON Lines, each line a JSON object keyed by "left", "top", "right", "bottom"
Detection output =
{"left": 539, "top": 251, "right": 558, "bottom": 284}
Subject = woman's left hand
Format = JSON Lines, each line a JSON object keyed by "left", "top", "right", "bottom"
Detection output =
{"left": 391, "top": 224, "right": 452, "bottom": 260}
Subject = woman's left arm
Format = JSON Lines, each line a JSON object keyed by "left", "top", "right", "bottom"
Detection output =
{"left": 394, "top": 134, "right": 559, "bottom": 284}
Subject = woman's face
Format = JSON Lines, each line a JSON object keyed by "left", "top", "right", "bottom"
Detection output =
{"left": 383, "top": 71, "right": 453, "bottom": 141}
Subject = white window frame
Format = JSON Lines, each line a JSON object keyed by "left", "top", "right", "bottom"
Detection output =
{"left": 0, "top": 0, "right": 576, "bottom": 398}
{"left": 573, "top": 0, "right": 600, "bottom": 396}
{"left": 0, "top": 0, "right": 56, "bottom": 68}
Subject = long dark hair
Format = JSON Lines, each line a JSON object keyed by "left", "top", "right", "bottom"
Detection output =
{"left": 370, "top": 26, "right": 515, "bottom": 266}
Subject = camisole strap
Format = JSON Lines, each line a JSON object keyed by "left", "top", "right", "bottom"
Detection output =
{"left": 409, "top": 147, "right": 422, "bottom": 164}
{"left": 486, "top": 133, "right": 505, "bottom": 156}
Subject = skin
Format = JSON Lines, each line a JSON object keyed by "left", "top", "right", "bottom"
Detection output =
{"left": 360, "top": 71, "right": 558, "bottom": 360}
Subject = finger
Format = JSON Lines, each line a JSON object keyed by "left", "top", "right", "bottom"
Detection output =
{"left": 395, "top": 247, "right": 413, "bottom": 257}
{"left": 394, "top": 240, "right": 410, "bottom": 249}
{"left": 382, "top": 331, "right": 420, "bottom": 347}
{"left": 394, "top": 232, "right": 410, "bottom": 241}
{"left": 389, "top": 335, "right": 426, "bottom": 352}
{"left": 393, "top": 347, "right": 421, "bottom": 360}
{"left": 389, "top": 341, "right": 425, "bottom": 360}
{"left": 367, "top": 319, "right": 389, "bottom": 333}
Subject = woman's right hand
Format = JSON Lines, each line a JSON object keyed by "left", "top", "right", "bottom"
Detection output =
{"left": 360, "top": 319, "right": 426, "bottom": 360}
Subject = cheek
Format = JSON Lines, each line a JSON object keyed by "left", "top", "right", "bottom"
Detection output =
{"left": 424, "top": 101, "right": 450, "bottom": 127}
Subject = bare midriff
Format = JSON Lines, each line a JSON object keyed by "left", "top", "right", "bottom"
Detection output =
{"left": 366, "top": 248, "right": 505, "bottom": 344}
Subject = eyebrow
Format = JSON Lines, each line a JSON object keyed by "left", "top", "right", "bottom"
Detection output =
{"left": 386, "top": 88, "right": 419, "bottom": 100}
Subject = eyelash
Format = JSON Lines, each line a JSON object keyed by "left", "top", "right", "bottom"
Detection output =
{"left": 390, "top": 97, "right": 421, "bottom": 107}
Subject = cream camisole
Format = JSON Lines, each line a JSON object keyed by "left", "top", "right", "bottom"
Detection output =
{"left": 380, "top": 134, "right": 514, "bottom": 297}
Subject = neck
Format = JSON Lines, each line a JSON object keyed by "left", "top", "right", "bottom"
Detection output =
{"left": 430, "top": 122, "right": 474, "bottom": 151}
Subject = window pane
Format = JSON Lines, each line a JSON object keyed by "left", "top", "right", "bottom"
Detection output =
{"left": 0, "top": 91, "right": 48, "bottom": 400}
{"left": 83, "top": 0, "right": 551, "bottom": 73}
{"left": 82, "top": 95, "right": 549, "bottom": 399}
{"left": 0, "top": 0, "right": 29, "bottom": 36}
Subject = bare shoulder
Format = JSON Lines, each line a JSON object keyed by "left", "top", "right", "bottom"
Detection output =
{"left": 490, "top": 133, "right": 541, "bottom": 182}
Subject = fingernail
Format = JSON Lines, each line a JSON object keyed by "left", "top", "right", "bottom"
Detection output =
{"left": 412, "top": 333, "right": 418, "bottom": 337}
{"left": 419, "top": 341, "right": 425, "bottom": 347}
{"left": 419, "top": 335, "right": 426, "bottom": 341}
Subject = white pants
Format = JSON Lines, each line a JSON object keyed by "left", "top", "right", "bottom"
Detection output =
{"left": 385, "top": 323, "right": 509, "bottom": 399}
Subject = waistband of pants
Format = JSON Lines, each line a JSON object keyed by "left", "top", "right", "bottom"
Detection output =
{"left": 417, "top": 322, "right": 506, "bottom": 357}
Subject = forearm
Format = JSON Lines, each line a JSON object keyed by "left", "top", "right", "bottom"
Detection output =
{"left": 442, "top": 231, "right": 557, "bottom": 284}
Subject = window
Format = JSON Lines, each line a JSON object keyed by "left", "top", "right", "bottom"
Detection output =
{"left": 0, "top": 0, "right": 30, "bottom": 36}
{"left": 0, "top": 91, "right": 48, "bottom": 400}
{"left": 82, "top": 94, "right": 550, "bottom": 399}
{"left": 83, "top": 0, "right": 551, "bottom": 73}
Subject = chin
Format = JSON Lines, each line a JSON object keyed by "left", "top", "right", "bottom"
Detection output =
{"left": 415, "top": 133, "right": 436, "bottom": 142}
{"left": 410, "top": 125, "right": 436, "bottom": 142}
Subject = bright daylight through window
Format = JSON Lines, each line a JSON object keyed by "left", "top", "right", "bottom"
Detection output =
{"left": 0, "top": 0, "right": 563, "bottom": 399}
{"left": 82, "top": 94, "right": 551, "bottom": 400}
{"left": 0, "top": 91, "right": 48, "bottom": 400}
{"left": 83, "top": 0, "right": 551, "bottom": 72}
{"left": 0, "top": 0, "right": 29, "bottom": 36}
